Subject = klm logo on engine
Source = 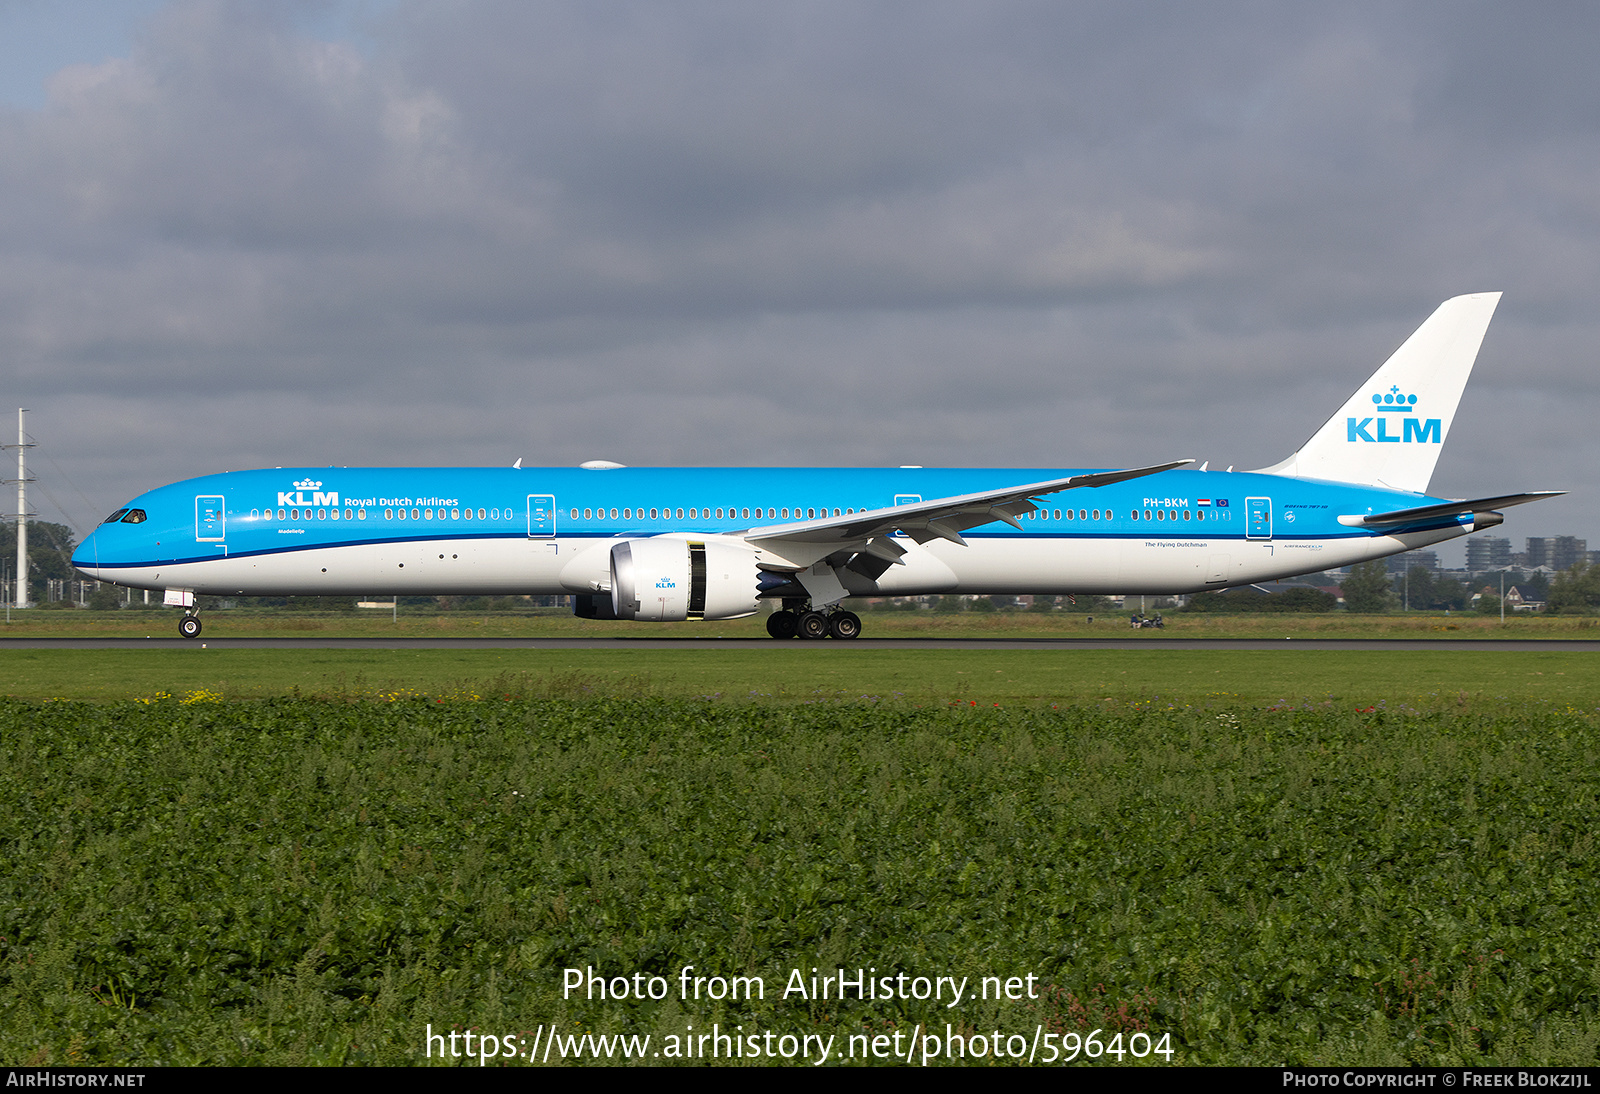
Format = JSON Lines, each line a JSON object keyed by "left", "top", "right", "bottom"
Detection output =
{"left": 276, "top": 478, "right": 340, "bottom": 507}
{"left": 1347, "top": 386, "right": 1441, "bottom": 444}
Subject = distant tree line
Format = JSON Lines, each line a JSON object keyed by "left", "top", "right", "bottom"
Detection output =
{"left": 0, "top": 520, "right": 78, "bottom": 600}
{"left": 1547, "top": 562, "right": 1600, "bottom": 613}
{"left": 1182, "top": 586, "right": 1337, "bottom": 613}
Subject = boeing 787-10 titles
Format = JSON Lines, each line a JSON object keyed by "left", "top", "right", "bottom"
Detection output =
{"left": 74, "top": 293, "right": 1560, "bottom": 640}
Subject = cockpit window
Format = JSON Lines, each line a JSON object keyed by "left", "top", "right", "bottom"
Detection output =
{"left": 103, "top": 509, "right": 129, "bottom": 524}
{"left": 120, "top": 509, "right": 147, "bottom": 524}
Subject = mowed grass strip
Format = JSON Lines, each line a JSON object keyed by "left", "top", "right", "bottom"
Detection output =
{"left": 2, "top": 648, "right": 1599, "bottom": 707}
{"left": 2, "top": 607, "right": 1599, "bottom": 640}
{"left": 3, "top": 698, "right": 1597, "bottom": 1065}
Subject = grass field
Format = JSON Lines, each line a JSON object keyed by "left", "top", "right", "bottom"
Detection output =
{"left": 4, "top": 604, "right": 1600, "bottom": 709}
{"left": 2, "top": 694, "right": 1597, "bottom": 1067}
{"left": 3, "top": 636, "right": 1598, "bottom": 1067}
{"left": 3, "top": 647, "right": 1600, "bottom": 709}
{"left": 2, "top": 606, "right": 1598, "bottom": 641}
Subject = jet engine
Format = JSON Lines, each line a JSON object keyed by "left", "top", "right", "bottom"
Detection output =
{"left": 607, "top": 537, "right": 761, "bottom": 621}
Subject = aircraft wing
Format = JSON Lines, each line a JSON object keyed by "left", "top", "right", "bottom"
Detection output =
{"left": 744, "top": 460, "right": 1193, "bottom": 559}
{"left": 1337, "top": 491, "right": 1565, "bottom": 528}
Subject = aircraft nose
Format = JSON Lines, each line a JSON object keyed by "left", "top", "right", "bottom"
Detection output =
{"left": 71, "top": 532, "right": 99, "bottom": 577}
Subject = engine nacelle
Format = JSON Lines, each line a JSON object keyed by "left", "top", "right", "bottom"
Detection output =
{"left": 609, "top": 537, "right": 760, "bottom": 621}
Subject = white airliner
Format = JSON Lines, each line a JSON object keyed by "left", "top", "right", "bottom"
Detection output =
{"left": 73, "top": 293, "right": 1559, "bottom": 639}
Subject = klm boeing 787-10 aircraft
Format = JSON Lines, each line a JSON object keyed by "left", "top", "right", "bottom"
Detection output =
{"left": 73, "top": 293, "right": 1560, "bottom": 640}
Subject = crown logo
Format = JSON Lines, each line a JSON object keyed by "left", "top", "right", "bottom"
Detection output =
{"left": 1370, "top": 385, "right": 1417, "bottom": 411}
{"left": 294, "top": 478, "right": 323, "bottom": 490}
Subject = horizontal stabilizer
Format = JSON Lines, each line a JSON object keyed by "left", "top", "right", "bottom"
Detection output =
{"left": 1337, "top": 491, "right": 1564, "bottom": 528}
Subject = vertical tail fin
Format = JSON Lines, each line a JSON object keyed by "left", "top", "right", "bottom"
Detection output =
{"left": 1254, "top": 292, "right": 1501, "bottom": 494}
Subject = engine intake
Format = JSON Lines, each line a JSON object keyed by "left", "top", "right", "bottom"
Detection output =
{"left": 608, "top": 538, "right": 760, "bottom": 621}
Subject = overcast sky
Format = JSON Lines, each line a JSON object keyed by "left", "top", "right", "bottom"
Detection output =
{"left": 2, "top": 1, "right": 1595, "bottom": 564}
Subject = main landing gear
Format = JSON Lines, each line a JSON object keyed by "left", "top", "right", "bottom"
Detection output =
{"left": 178, "top": 613, "right": 202, "bottom": 639}
{"left": 765, "top": 607, "right": 862, "bottom": 640}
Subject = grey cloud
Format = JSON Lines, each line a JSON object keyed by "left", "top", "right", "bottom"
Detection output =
{"left": 0, "top": 0, "right": 1595, "bottom": 555}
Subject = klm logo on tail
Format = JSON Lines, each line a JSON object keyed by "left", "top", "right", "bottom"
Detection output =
{"left": 1347, "top": 386, "right": 1441, "bottom": 444}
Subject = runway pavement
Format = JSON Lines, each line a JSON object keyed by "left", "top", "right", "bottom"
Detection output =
{"left": 4, "top": 636, "right": 1599, "bottom": 651}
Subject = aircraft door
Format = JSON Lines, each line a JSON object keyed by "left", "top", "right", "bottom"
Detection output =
{"left": 1246, "top": 497, "right": 1272, "bottom": 540}
{"left": 527, "top": 495, "right": 556, "bottom": 538}
{"left": 195, "top": 495, "right": 226, "bottom": 542}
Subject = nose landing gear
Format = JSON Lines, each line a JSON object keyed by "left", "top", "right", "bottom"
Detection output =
{"left": 178, "top": 613, "right": 202, "bottom": 639}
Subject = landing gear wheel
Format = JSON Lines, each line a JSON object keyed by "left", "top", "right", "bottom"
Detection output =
{"left": 178, "top": 615, "right": 202, "bottom": 640}
{"left": 766, "top": 610, "right": 799, "bottom": 639}
{"left": 797, "top": 610, "right": 830, "bottom": 640}
{"left": 828, "top": 611, "right": 862, "bottom": 640}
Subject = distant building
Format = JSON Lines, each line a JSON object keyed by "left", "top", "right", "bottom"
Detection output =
{"left": 1471, "top": 585, "right": 1544, "bottom": 612}
{"left": 1505, "top": 586, "right": 1543, "bottom": 612}
{"left": 1386, "top": 550, "right": 1438, "bottom": 575}
{"left": 1466, "top": 536, "right": 1512, "bottom": 571}
{"left": 1551, "top": 536, "right": 1588, "bottom": 571}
